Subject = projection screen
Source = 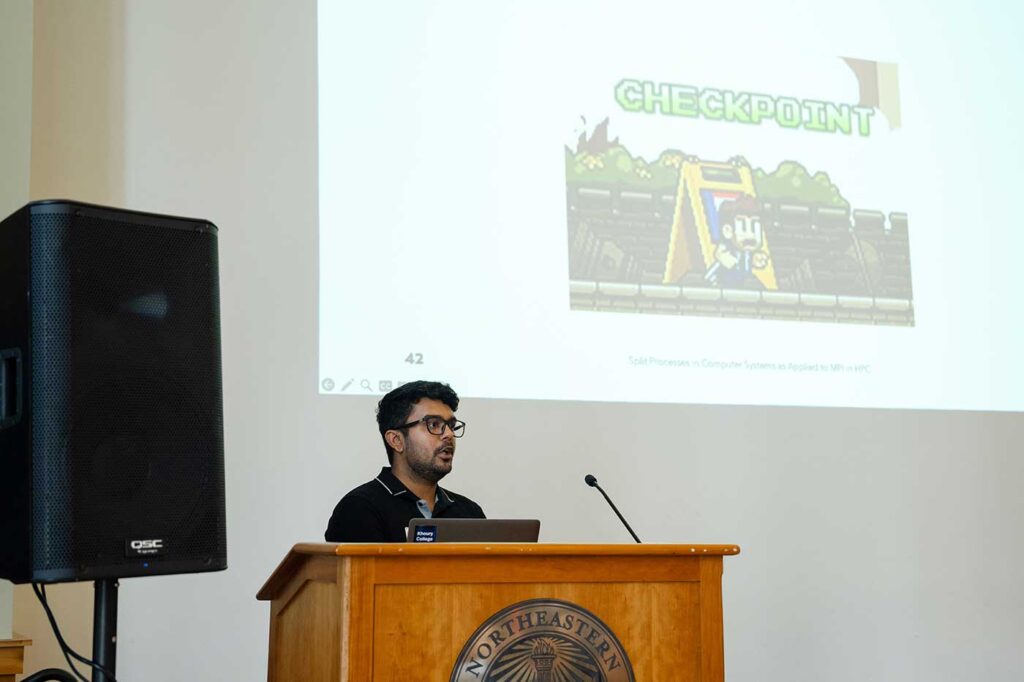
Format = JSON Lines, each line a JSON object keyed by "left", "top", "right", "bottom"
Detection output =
{"left": 317, "top": 1, "right": 1024, "bottom": 411}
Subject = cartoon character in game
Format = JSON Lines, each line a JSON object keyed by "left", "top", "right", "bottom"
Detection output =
{"left": 704, "top": 194, "right": 770, "bottom": 289}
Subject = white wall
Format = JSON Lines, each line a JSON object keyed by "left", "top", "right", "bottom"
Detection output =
{"left": 15, "top": 1, "right": 1024, "bottom": 680}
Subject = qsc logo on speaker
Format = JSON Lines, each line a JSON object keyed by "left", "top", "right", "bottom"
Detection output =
{"left": 125, "top": 539, "right": 166, "bottom": 557}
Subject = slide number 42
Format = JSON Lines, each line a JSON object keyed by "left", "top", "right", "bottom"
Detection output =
{"left": 405, "top": 353, "right": 424, "bottom": 365}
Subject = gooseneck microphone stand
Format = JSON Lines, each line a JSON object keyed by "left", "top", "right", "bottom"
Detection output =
{"left": 584, "top": 474, "right": 642, "bottom": 543}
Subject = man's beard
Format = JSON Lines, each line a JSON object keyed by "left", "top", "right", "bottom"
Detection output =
{"left": 407, "top": 446, "right": 452, "bottom": 484}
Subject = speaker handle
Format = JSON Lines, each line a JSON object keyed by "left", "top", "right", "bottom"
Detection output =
{"left": 0, "top": 348, "right": 23, "bottom": 430}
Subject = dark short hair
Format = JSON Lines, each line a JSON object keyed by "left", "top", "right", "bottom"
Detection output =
{"left": 376, "top": 381, "right": 460, "bottom": 463}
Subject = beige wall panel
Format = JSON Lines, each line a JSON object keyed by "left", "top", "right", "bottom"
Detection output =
{"left": 29, "top": 0, "right": 124, "bottom": 204}
{"left": 0, "top": 0, "right": 31, "bottom": 652}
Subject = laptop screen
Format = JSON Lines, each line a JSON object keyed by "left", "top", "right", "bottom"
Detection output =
{"left": 407, "top": 518, "right": 540, "bottom": 543}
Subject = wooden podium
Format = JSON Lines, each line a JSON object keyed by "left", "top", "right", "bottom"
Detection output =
{"left": 0, "top": 635, "right": 31, "bottom": 682}
{"left": 257, "top": 543, "right": 739, "bottom": 681}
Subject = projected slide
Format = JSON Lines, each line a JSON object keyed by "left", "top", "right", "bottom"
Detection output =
{"left": 317, "top": 1, "right": 1024, "bottom": 411}
{"left": 567, "top": 61, "right": 911, "bottom": 326}
{"left": 569, "top": 82, "right": 913, "bottom": 327}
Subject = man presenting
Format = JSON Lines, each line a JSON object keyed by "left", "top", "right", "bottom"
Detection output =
{"left": 325, "top": 381, "right": 485, "bottom": 542}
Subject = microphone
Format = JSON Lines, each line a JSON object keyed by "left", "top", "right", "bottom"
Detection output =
{"left": 584, "top": 474, "right": 641, "bottom": 543}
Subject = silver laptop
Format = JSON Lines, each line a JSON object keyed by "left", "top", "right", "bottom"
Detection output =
{"left": 407, "top": 518, "right": 540, "bottom": 543}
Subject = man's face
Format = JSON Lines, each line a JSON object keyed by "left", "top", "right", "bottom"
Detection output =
{"left": 394, "top": 398, "right": 457, "bottom": 484}
{"left": 723, "top": 214, "right": 763, "bottom": 252}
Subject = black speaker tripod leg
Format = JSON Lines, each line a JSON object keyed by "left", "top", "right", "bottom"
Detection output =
{"left": 91, "top": 579, "right": 118, "bottom": 682}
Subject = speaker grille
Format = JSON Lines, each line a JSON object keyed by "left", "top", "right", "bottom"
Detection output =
{"left": 29, "top": 206, "right": 225, "bottom": 577}
{"left": 30, "top": 212, "right": 73, "bottom": 570}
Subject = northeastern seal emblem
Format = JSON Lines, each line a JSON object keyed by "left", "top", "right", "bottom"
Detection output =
{"left": 451, "top": 598, "right": 635, "bottom": 681}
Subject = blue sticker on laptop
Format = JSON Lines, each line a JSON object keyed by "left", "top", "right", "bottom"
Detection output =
{"left": 413, "top": 525, "right": 438, "bottom": 542}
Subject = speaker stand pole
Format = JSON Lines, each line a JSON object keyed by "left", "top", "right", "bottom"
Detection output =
{"left": 92, "top": 579, "right": 118, "bottom": 682}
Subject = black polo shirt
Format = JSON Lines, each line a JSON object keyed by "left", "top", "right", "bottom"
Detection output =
{"left": 324, "top": 467, "right": 486, "bottom": 543}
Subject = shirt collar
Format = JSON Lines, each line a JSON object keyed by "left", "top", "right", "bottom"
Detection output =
{"left": 374, "top": 466, "right": 454, "bottom": 506}
{"left": 374, "top": 467, "right": 410, "bottom": 497}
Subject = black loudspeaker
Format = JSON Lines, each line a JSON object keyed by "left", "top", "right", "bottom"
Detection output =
{"left": 0, "top": 200, "right": 226, "bottom": 584}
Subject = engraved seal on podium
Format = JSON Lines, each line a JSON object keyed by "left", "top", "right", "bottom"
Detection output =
{"left": 450, "top": 598, "right": 635, "bottom": 681}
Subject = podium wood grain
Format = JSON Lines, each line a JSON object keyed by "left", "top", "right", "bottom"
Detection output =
{"left": 0, "top": 635, "right": 31, "bottom": 682}
{"left": 258, "top": 544, "right": 739, "bottom": 681}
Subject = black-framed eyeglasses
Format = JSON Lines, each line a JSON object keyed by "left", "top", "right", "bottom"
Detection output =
{"left": 395, "top": 415, "right": 466, "bottom": 438}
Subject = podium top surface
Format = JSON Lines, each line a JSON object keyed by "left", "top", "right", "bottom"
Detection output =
{"left": 300, "top": 542, "right": 739, "bottom": 557}
{"left": 257, "top": 543, "right": 740, "bottom": 600}
{"left": 0, "top": 635, "right": 31, "bottom": 648}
